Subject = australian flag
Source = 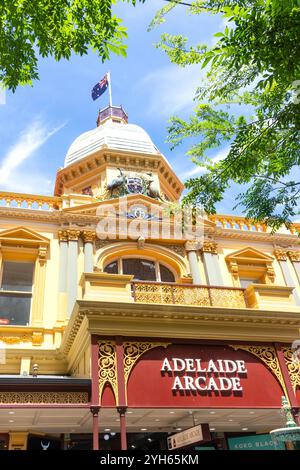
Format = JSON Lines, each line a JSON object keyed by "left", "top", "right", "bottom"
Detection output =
{"left": 91, "top": 74, "right": 108, "bottom": 101}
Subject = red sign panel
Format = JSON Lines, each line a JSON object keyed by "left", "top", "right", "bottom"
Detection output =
{"left": 127, "top": 344, "right": 283, "bottom": 408}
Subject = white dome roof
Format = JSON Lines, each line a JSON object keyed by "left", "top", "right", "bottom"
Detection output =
{"left": 64, "top": 121, "right": 159, "bottom": 167}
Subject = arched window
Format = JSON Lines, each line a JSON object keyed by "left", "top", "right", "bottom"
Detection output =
{"left": 104, "top": 258, "right": 175, "bottom": 282}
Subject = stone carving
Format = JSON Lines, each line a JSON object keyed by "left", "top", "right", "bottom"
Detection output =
{"left": 105, "top": 169, "right": 164, "bottom": 201}
{"left": 95, "top": 239, "right": 115, "bottom": 250}
{"left": 145, "top": 172, "right": 164, "bottom": 200}
{"left": 106, "top": 168, "right": 127, "bottom": 198}
{"left": 201, "top": 240, "right": 218, "bottom": 254}
{"left": 82, "top": 231, "right": 96, "bottom": 243}
{"left": 274, "top": 249, "right": 288, "bottom": 261}
{"left": 167, "top": 244, "right": 185, "bottom": 257}
{"left": 288, "top": 250, "right": 300, "bottom": 262}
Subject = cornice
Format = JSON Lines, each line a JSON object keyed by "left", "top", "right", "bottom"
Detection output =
{"left": 55, "top": 147, "right": 184, "bottom": 198}
{"left": 60, "top": 300, "right": 300, "bottom": 356}
{"left": 0, "top": 206, "right": 300, "bottom": 247}
{"left": 213, "top": 226, "right": 300, "bottom": 245}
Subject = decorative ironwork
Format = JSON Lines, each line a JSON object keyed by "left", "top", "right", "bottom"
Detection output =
{"left": 0, "top": 392, "right": 88, "bottom": 404}
{"left": 210, "top": 288, "right": 246, "bottom": 308}
{"left": 282, "top": 347, "right": 300, "bottom": 392}
{"left": 230, "top": 345, "right": 288, "bottom": 397}
{"left": 123, "top": 342, "right": 170, "bottom": 385}
{"left": 132, "top": 282, "right": 246, "bottom": 308}
{"left": 98, "top": 340, "right": 118, "bottom": 403}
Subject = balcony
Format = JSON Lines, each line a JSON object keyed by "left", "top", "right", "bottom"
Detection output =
{"left": 131, "top": 281, "right": 247, "bottom": 308}
{"left": 79, "top": 273, "right": 299, "bottom": 311}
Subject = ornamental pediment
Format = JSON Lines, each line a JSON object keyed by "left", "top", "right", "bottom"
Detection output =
{"left": 226, "top": 247, "right": 274, "bottom": 263}
{"left": 63, "top": 194, "right": 167, "bottom": 220}
{"left": 0, "top": 226, "right": 50, "bottom": 246}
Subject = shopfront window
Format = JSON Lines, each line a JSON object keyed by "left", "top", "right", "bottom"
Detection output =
{"left": 104, "top": 258, "right": 175, "bottom": 282}
{"left": 0, "top": 261, "right": 34, "bottom": 325}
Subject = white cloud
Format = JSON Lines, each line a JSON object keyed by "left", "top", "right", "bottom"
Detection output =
{"left": 182, "top": 146, "right": 230, "bottom": 179}
{"left": 138, "top": 65, "right": 203, "bottom": 117}
{"left": 0, "top": 170, "right": 54, "bottom": 195}
{"left": 0, "top": 119, "right": 65, "bottom": 186}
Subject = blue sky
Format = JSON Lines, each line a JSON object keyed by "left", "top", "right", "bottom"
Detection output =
{"left": 0, "top": 0, "right": 242, "bottom": 214}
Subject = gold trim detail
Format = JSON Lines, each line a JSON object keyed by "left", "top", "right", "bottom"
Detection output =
{"left": 274, "top": 249, "right": 287, "bottom": 261}
{"left": 282, "top": 347, "right": 300, "bottom": 392}
{"left": 0, "top": 392, "right": 88, "bottom": 404}
{"left": 229, "top": 345, "right": 288, "bottom": 398}
{"left": 98, "top": 341, "right": 118, "bottom": 404}
{"left": 287, "top": 251, "right": 300, "bottom": 262}
{"left": 38, "top": 246, "right": 48, "bottom": 265}
{"left": 123, "top": 342, "right": 170, "bottom": 385}
{"left": 58, "top": 230, "right": 68, "bottom": 242}
{"left": 67, "top": 230, "right": 81, "bottom": 241}
{"left": 0, "top": 335, "right": 32, "bottom": 345}
{"left": 201, "top": 240, "right": 218, "bottom": 254}
{"left": 82, "top": 231, "right": 96, "bottom": 243}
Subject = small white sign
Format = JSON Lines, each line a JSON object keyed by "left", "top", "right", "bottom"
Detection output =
{"left": 167, "top": 425, "right": 206, "bottom": 450}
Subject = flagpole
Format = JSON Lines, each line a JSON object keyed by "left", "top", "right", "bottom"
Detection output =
{"left": 107, "top": 71, "right": 113, "bottom": 107}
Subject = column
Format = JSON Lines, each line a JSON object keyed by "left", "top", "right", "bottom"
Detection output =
{"left": 82, "top": 231, "right": 96, "bottom": 273}
{"left": 118, "top": 407, "right": 127, "bottom": 450}
{"left": 90, "top": 406, "right": 100, "bottom": 450}
{"left": 288, "top": 250, "right": 300, "bottom": 285}
{"left": 91, "top": 335, "right": 100, "bottom": 406}
{"left": 31, "top": 245, "right": 48, "bottom": 325}
{"left": 201, "top": 240, "right": 224, "bottom": 286}
{"left": 274, "top": 249, "right": 300, "bottom": 305}
{"left": 185, "top": 241, "right": 202, "bottom": 284}
{"left": 116, "top": 337, "right": 127, "bottom": 450}
{"left": 57, "top": 230, "right": 68, "bottom": 323}
{"left": 67, "top": 230, "right": 81, "bottom": 317}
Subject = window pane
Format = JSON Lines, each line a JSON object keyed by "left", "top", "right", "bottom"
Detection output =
{"left": 104, "top": 261, "right": 118, "bottom": 274}
{"left": 160, "top": 264, "right": 175, "bottom": 282}
{"left": 123, "top": 259, "right": 156, "bottom": 281}
{"left": 0, "top": 293, "right": 31, "bottom": 325}
{"left": 2, "top": 262, "right": 34, "bottom": 292}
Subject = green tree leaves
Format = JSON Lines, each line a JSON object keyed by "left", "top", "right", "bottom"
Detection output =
{"left": 156, "top": 0, "right": 300, "bottom": 229}
{"left": 0, "top": 0, "right": 145, "bottom": 91}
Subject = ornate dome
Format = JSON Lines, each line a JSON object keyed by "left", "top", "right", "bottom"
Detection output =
{"left": 64, "top": 116, "right": 159, "bottom": 167}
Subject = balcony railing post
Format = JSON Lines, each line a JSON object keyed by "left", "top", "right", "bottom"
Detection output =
{"left": 132, "top": 282, "right": 136, "bottom": 301}
{"left": 171, "top": 284, "right": 175, "bottom": 304}
{"left": 207, "top": 286, "right": 213, "bottom": 306}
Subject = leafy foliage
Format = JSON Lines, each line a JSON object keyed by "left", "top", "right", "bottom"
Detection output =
{"left": 155, "top": 0, "right": 300, "bottom": 230}
{"left": 0, "top": 0, "right": 144, "bottom": 91}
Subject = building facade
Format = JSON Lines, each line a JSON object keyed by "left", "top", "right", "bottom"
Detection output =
{"left": 0, "top": 105, "right": 300, "bottom": 450}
